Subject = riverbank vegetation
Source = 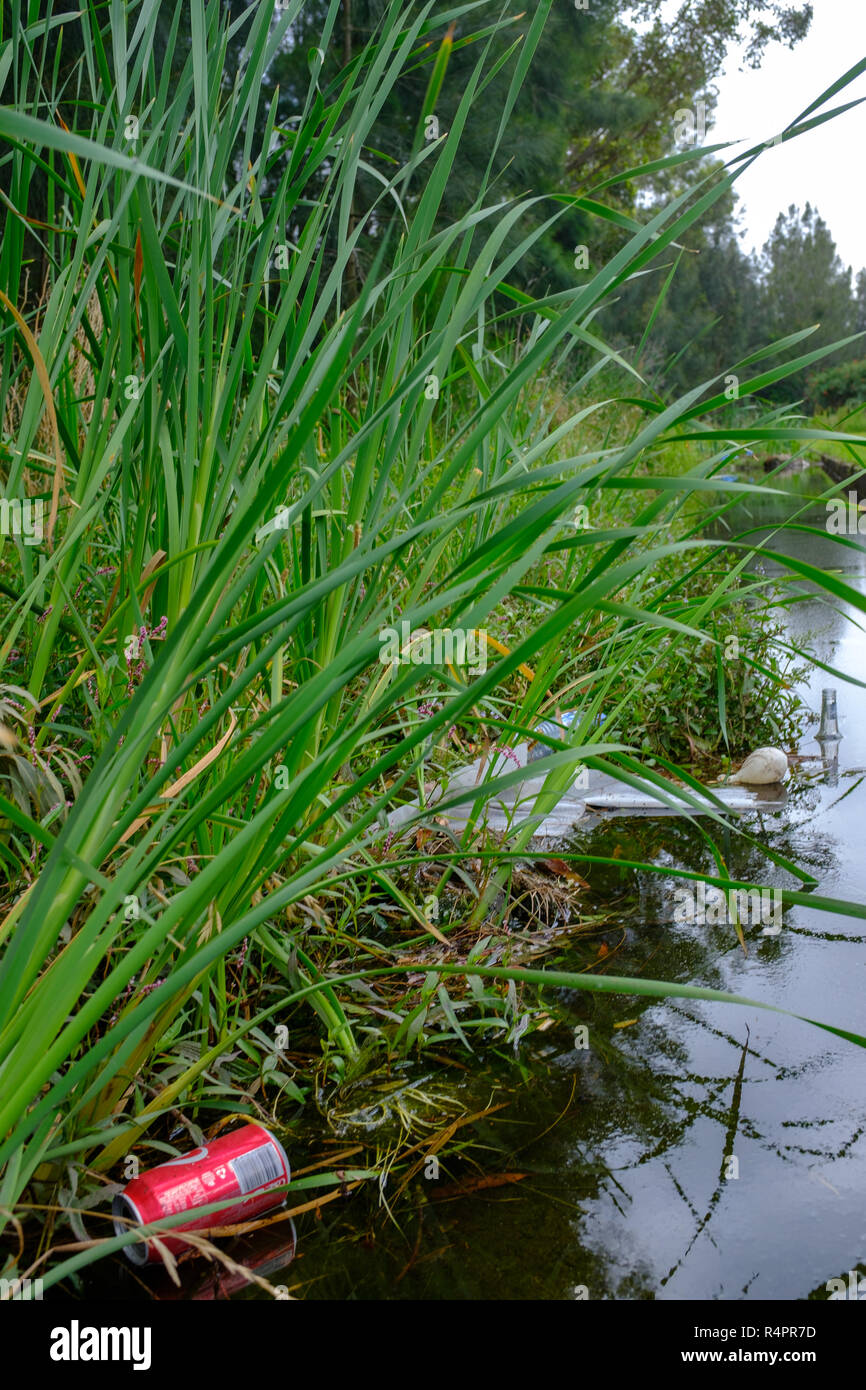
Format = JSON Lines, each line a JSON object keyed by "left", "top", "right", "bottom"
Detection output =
{"left": 1, "top": 0, "right": 866, "bottom": 1291}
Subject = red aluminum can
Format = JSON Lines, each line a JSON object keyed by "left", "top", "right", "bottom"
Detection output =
{"left": 113, "top": 1123, "right": 291, "bottom": 1265}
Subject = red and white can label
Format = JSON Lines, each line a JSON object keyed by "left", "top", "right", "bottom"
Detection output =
{"left": 113, "top": 1123, "right": 291, "bottom": 1265}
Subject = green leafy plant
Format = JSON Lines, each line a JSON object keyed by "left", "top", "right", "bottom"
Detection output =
{"left": 1, "top": 0, "right": 865, "bottom": 1283}
{"left": 807, "top": 357, "right": 866, "bottom": 412}
{"left": 601, "top": 563, "right": 813, "bottom": 761}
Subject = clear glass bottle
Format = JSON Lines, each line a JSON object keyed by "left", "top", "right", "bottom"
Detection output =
{"left": 817, "top": 688, "right": 841, "bottom": 742}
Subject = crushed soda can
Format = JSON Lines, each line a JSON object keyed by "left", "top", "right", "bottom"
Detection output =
{"left": 113, "top": 1122, "right": 291, "bottom": 1266}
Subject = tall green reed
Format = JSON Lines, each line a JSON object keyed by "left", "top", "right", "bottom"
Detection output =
{"left": 0, "top": 1, "right": 865, "bottom": 1268}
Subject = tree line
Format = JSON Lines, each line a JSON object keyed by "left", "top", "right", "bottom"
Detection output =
{"left": 6, "top": 0, "right": 862, "bottom": 404}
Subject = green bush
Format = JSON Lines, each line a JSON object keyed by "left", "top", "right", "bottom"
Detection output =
{"left": 550, "top": 552, "right": 813, "bottom": 767}
{"left": 621, "top": 596, "right": 811, "bottom": 765}
{"left": 807, "top": 358, "right": 866, "bottom": 412}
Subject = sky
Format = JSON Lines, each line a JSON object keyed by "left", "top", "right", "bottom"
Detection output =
{"left": 703, "top": 0, "right": 866, "bottom": 276}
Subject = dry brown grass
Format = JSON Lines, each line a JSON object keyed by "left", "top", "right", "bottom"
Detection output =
{"left": 2, "top": 282, "right": 103, "bottom": 458}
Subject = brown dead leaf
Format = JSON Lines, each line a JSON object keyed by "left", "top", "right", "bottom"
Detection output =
{"left": 430, "top": 1171, "right": 528, "bottom": 1201}
{"left": 119, "top": 712, "right": 237, "bottom": 844}
{"left": 542, "top": 857, "right": 589, "bottom": 887}
{"left": 0, "top": 286, "right": 66, "bottom": 548}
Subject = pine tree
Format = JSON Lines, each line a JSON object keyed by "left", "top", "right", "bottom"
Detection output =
{"left": 757, "top": 203, "right": 857, "bottom": 397}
